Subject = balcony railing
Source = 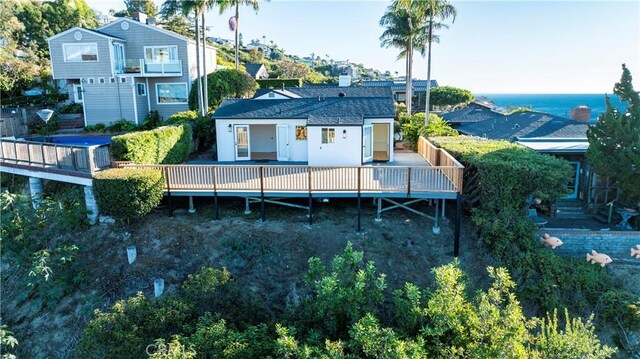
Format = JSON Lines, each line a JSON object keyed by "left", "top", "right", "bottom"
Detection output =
{"left": 115, "top": 59, "right": 182, "bottom": 77}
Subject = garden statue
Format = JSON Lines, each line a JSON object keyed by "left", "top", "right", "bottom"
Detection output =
{"left": 540, "top": 232, "right": 563, "bottom": 249}
{"left": 586, "top": 250, "right": 613, "bottom": 267}
{"left": 631, "top": 245, "right": 640, "bottom": 259}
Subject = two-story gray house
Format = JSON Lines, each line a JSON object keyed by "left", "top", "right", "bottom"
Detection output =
{"left": 48, "top": 16, "right": 216, "bottom": 126}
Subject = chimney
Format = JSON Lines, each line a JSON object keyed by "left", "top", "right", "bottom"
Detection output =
{"left": 570, "top": 105, "right": 591, "bottom": 122}
{"left": 147, "top": 17, "right": 156, "bottom": 26}
{"left": 338, "top": 75, "right": 351, "bottom": 87}
{"left": 131, "top": 12, "right": 147, "bottom": 24}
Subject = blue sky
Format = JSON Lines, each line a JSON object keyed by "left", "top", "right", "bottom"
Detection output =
{"left": 88, "top": 1, "right": 640, "bottom": 94}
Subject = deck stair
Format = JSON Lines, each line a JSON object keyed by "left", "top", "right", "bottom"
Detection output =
{"left": 554, "top": 199, "right": 587, "bottom": 219}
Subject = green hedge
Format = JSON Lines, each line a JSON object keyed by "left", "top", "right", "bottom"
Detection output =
{"left": 93, "top": 168, "right": 164, "bottom": 220}
{"left": 111, "top": 125, "right": 192, "bottom": 164}
{"left": 432, "top": 136, "right": 639, "bottom": 330}
{"left": 256, "top": 78, "right": 302, "bottom": 89}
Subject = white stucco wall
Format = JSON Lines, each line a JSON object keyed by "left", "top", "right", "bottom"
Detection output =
{"left": 215, "top": 119, "right": 308, "bottom": 161}
{"left": 307, "top": 126, "right": 362, "bottom": 166}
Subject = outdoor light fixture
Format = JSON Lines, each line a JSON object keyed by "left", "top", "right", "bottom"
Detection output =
{"left": 342, "top": 130, "right": 347, "bottom": 139}
{"left": 228, "top": 124, "right": 232, "bottom": 132}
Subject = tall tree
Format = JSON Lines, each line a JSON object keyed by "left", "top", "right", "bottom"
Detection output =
{"left": 379, "top": 4, "right": 427, "bottom": 112}
{"left": 215, "top": 0, "right": 260, "bottom": 70}
{"left": 124, "top": 0, "right": 158, "bottom": 17}
{"left": 587, "top": 64, "right": 640, "bottom": 202}
{"left": 407, "top": 0, "right": 456, "bottom": 124}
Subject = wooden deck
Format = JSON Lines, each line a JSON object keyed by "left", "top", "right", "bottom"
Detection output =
{"left": 0, "top": 138, "right": 112, "bottom": 178}
{"left": 121, "top": 138, "right": 464, "bottom": 199}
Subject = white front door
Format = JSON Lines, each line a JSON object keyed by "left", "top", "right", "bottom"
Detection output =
{"left": 234, "top": 125, "right": 250, "bottom": 161}
{"left": 73, "top": 84, "right": 83, "bottom": 103}
{"left": 363, "top": 125, "right": 373, "bottom": 163}
{"left": 276, "top": 125, "right": 289, "bottom": 161}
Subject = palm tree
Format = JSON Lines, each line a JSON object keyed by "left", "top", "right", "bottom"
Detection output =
{"left": 216, "top": 0, "right": 260, "bottom": 69}
{"left": 398, "top": 0, "right": 456, "bottom": 123}
{"left": 379, "top": 4, "right": 427, "bottom": 112}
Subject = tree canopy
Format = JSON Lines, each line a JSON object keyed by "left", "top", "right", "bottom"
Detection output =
{"left": 429, "top": 86, "right": 475, "bottom": 109}
{"left": 188, "top": 69, "right": 258, "bottom": 111}
{"left": 587, "top": 64, "right": 640, "bottom": 202}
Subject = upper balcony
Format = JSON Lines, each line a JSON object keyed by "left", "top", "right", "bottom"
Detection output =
{"left": 115, "top": 59, "right": 183, "bottom": 77}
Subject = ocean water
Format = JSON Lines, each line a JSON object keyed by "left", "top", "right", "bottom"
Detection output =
{"left": 476, "top": 94, "right": 624, "bottom": 121}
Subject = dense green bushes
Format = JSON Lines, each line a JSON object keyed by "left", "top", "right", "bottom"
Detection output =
{"left": 432, "top": 136, "right": 639, "bottom": 331}
{"left": 77, "top": 244, "right": 615, "bottom": 359}
{"left": 427, "top": 86, "right": 474, "bottom": 109}
{"left": 93, "top": 168, "right": 164, "bottom": 221}
{"left": 166, "top": 111, "right": 215, "bottom": 148}
{"left": 111, "top": 125, "right": 192, "bottom": 164}
{"left": 400, "top": 112, "right": 458, "bottom": 149}
{"left": 189, "top": 69, "right": 258, "bottom": 111}
{"left": 256, "top": 78, "right": 302, "bottom": 89}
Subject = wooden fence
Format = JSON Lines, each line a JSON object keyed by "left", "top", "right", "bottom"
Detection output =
{"left": 417, "top": 137, "right": 464, "bottom": 192}
{"left": 0, "top": 138, "right": 112, "bottom": 175}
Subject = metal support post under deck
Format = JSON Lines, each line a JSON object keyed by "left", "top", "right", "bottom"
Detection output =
{"left": 433, "top": 199, "right": 440, "bottom": 234}
{"left": 375, "top": 198, "right": 382, "bottom": 222}
{"left": 260, "top": 167, "right": 265, "bottom": 222}
{"left": 308, "top": 194, "right": 313, "bottom": 225}
{"left": 357, "top": 167, "right": 362, "bottom": 232}
{"left": 454, "top": 194, "right": 462, "bottom": 257}
{"left": 441, "top": 199, "right": 446, "bottom": 218}
{"left": 188, "top": 196, "right": 196, "bottom": 214}
{"left": 244, "top": 197, "right": 251, "bottom": 215}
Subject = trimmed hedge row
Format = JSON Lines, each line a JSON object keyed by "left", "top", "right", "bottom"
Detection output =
{"left": 93, "top": 168, "right": 164, "bottom": 221}
{"left": 256, "top": 78, "right": 302, "bottom": 89}
{"left": 431, "top": 136, "right": 640, "bottom": 330}
{"left": 111, "top": 125, "right": 192, "bottom": 164}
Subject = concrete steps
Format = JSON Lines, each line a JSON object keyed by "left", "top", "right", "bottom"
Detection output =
{"left": 555, "top": 199, "right": 588, "bottom": 219}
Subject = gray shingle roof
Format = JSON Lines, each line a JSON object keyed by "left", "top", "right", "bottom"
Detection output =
{"left": 441, "top": 104, "right": 504, "bottom": 124}
{"left": 213, "top": 96, "right": 395, "bottom": 125}
{"left": 244, "top": 63, "right": 265, "bottom": 78}
{"left": 253, "top": 86, "right": 392, "bottom": 99}
{"left": 457, "top": 111, "right": 589, "bottom": 140}
{"left": 362, "top": 80, "right": 438, "bottom": 91}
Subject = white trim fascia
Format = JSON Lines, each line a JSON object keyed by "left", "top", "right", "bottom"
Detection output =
{"left": 145, "top": 78, "right": 151, "bottom": 112}
{"left": 155, "top": 82, "right": 188, "bottom": 105}
{"left": 99, "top": 18, "right": 189, "bottom": 43}
{"left": 80, "top": 79, "right": 87, "bottom": 127}
{"left": 62, "top": 42, "right": 99, "bottom": 63}
{"left": 131, "top": 77, "right": 139, "bottom": 125}
{"left": 47, "top": 27, "right": 125, "bottom": 42}
{"left": 108, "top": 40, "right": 115, "bottom": 76}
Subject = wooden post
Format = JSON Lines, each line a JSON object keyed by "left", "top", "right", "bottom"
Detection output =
{"left": 87, "top": 146, "right": 96, "bottom": 173}
{"left": 454, "top": 194, "right": 462, "bottom": 257}
{"left": 357, "top": 167, "right": 362, "bottom": 232}
{"left": 212, "top": 167, "right": 219, "bottom": 220}
{"left": 407, "top": 167, "right": 412, "bottom": 198}
{"left": 26, "top": 143, "right": 31, "bottom": 164}
{"left": 70, "top": 146, "right": 78, "bottom": 171}
{"left": 308, "top": 167, "right": 313, "bottom": 225}
{"left": 41, "top": 144, "right": 47, "bottom": 167}
{"left": 260, "top": 166, "right": 265, "bottom": 222}
{"left": 165, "top": 167, "right": 173, "bottom": 217}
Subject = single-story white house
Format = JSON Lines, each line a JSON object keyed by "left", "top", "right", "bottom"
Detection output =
{"left": 213, "top": 86, "right": 396, "bottom": 166}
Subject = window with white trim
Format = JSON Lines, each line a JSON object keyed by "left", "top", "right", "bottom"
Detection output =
{"left": 87, "top": 78, "right": 94, "bottom": 84}
{"left": 98, "top": 77, "right": 105, "bottom": 84}
{"left": 321, "top": 128, "right": 335, "bottom": 144}
{"left": 136, "top": 83, "right": 146, "bottom": 96}
{"left": 120, "top": 77, "right": 127, "bottom": 83}
{"left": 144, "top": 46, "right": 178, "bottom": 63}
{"left": 110, "top": 78, "right": 116, "bottom": 83}
{"left": 63, "top": 43, "right": 98, "bottom": 62}
{"left": 156, "top": 83, "right": 188, "bottom": 104}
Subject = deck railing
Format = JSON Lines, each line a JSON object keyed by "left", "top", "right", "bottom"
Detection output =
{"left": 0, "top": 138, "right": 112, "bottom": 175}
{"left": 121, "top": 163, "right": 463, "bottom": 195}
{"left": 417, "top": 137, "right": 464, "bottom": 192}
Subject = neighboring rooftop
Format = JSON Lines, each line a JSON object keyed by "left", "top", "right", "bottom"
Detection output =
{"left": 213, "top": 96, "right": 395, "bottom": 125}
{"left": 457, "top": 111, "right": 589, "bottom": 140}
{"left": 253, "top": 86, "right": 393, "bottom": 99}
{"left": 244, "top": 63, "right": 267, "bottom": 78}
{"left": 363, "top": 79, "right": 439, "bottom": 91}
{"left": 441, "top": 102, "right": 504, "bottom": 124}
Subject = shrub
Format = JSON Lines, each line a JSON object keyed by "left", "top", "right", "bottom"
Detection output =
{"left": 84, "top": 123, "right": 106, "bottom": 132}
{"left": 256, "top": 78, "right": 302, "bottom": 89}
{"left": 93, "top": 168, "right": 164, "bottom": 221}
{"left": 58, "top": 102, "right": 83, "bottom": 114}
{"left": 140, "top": 110, "right": 161, "bottom": 130}
{"left": 166, "top": 111, "right": 214, "bottom": 149}
{"left": 106, "top": 119, "right": 138, "bottom": 132}
{"left": 189, "top": 69, "right": 258, "bottom": 111}
{"left": 401, "top": 113, "right": 457, "bottom": 149}
{"left": 28, "top": 114, "right": 58, "bottom": 135}
{"left": 111, "top": 125, "right": 192, "bottom": 164}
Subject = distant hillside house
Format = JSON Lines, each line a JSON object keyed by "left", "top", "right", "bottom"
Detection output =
{"left": 213, "top": 86, "right": 395, "bottom": 165}
{"left": 363, "top": 79, "right": 438, "bottom": 111}
{"left": 47, "top": 16, "right": 216, "bottom": 126}
{"left": 244, "top": 63, "right": 269, "bottom": 79}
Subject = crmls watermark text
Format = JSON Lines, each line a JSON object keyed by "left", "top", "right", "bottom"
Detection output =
{"left": 146, "top": 342, "right": 195, "bottom": 356}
